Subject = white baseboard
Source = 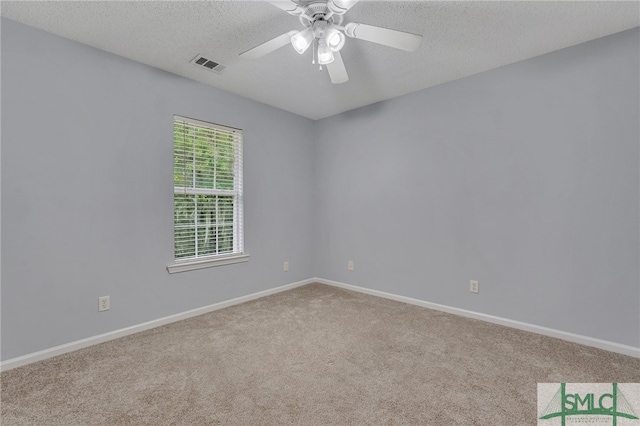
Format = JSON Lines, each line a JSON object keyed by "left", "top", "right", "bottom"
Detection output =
{"left": 0, "top": 278, "right": 315, "bottom": 372}
{"left": 3, "top": 276, "right": 637, "bottom": 371}
{"left": 314, "top": 277, "right": 640, "bottom": 359}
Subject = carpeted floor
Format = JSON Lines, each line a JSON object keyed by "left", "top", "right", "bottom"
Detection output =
{"left": 1, "top": 283, "right": 639, "bottom": 425}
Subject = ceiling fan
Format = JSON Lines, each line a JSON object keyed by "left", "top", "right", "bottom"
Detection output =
{"left": 239, "top": 0, "right": 423, "bottom": 84}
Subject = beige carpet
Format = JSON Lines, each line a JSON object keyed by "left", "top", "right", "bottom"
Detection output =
{"left": 2, "top": 283, "right": 639, "bottom": 425}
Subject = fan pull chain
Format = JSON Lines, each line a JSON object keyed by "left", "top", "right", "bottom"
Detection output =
{"left": 313, "top": 39, "right": 323, "bottom": 71}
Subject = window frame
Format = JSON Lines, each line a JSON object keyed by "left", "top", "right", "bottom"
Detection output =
{"left": 167, "top": 115, "right": 248, "bottom": 274}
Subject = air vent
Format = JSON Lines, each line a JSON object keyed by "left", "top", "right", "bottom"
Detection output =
{"left": 190, "top": 54, "right": 226, "bottom": 73}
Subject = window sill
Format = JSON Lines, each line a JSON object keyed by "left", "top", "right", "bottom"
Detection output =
{"left": 167, "top": 253, "right": 249, "bottom": 274}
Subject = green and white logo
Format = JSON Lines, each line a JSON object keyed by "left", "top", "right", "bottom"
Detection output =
{"left": 538, "top": 383, "right": 640, "bottom": 425}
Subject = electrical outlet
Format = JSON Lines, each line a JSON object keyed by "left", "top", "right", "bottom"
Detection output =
{"left": 470, "top": 280, "right": 479, "bottom": 294}
{"left": 283, "top": 261, "right": 289, "bottom": 272}
{"left": 99, "top": 296, "right": 110, "bottom": 312}
{"left": 348, "top": 260, "right": 354, "bottom": 271}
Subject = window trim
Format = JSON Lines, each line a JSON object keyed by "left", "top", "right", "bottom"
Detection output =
{"left": 167, "top": 253, "right": 249, "bottom": 274}
{"left": 168, "top": 115, "right": 247, "bottom": 273}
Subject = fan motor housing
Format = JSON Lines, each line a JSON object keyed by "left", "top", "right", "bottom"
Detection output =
{"left": 299, "top": 1, "right": 343, "bottom": 28}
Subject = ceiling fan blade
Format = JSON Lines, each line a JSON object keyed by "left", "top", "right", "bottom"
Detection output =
{"left": 240, "top": 31, "right": 297, "bottom": 60}
{"left": 344, "top": 23, "right": 423, "bottom": 52}
{"left": 327, "top": 0, "right": 360, "bottom": 15}
{"left": 265, "top": 0, "right": 303, "bottom": 15}
{"left": 326, "top": 51, "right": 349, "bottom": 84}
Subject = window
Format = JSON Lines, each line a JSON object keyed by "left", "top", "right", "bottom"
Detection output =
{"left": 168, "top": 115, "right": 247, "bottom": 273}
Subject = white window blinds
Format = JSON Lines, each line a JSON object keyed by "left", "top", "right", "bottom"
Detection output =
{"left": 173, "top": 115, "right": 243, "bottom": 261}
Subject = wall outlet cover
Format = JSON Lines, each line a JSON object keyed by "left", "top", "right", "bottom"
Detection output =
{"left": 99, "top": 296, "right": 110, "bottom": 312}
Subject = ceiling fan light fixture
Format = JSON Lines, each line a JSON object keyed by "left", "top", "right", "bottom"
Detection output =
{"left": 242, "top": 0, "right": 423, "bottom": 85}
{"left": 291, "top": 29, "right": 314, "bottom": 54}
{"left": 324, "top": 28, "right": 345, "bottom": 52}
{"left": 317, "top": 41, "right": 335, "bottom": 65}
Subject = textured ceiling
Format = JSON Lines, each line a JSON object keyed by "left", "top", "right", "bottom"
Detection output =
{"left": 2, "top": 1, "right": 638, "bottom": 120}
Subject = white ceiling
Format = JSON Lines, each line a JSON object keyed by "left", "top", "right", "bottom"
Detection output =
{"left": 2, "top": 1, "right": 638, "bottom": 120}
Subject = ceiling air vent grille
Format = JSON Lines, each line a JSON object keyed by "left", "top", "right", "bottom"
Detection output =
{"left": 190, "top": 54, "right": 226, "bottom": 73}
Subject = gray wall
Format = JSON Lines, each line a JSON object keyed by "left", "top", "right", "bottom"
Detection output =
{"left": 2, "top": 19, "right": 639, "bottom": 361}
{"left": 1, "top": 18, "right": 315, "bottom": 360}
{"left": 313, "top": 28, "right": 640, "bottom": 347}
